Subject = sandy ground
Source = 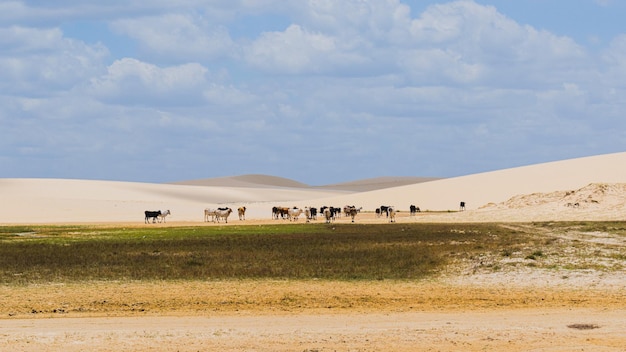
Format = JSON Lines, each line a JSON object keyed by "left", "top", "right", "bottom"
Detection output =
{"left": 2, "top": 278, "right": 626, "bottom": 351}
{"left": 2, "top": 152, "right": 626, "bottom": 350}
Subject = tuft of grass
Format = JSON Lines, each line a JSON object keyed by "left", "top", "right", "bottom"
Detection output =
{"left": 526, "top": 250, "right": 544, "bottom": 260}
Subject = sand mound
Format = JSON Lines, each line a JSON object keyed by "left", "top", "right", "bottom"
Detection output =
{"left": 485, "top": 183, "right": 626, "bottom": 210}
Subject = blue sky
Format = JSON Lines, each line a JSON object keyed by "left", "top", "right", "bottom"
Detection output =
{"left": 1, "top": 0, "right": 625, "bottom": 185}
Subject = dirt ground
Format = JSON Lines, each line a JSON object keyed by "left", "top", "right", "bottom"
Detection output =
{"left": 1, "top": 280, "right": 625, "bottom": 351}
{"left": 2, "top": 215, "right": 626, "bottom": 351}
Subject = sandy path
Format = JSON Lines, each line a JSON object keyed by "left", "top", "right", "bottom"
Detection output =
{"left": 1, "top": 280, "right": 625, "bottom": 351}
{"left": 2, "top": 309, "right": 625, "bottom": 351}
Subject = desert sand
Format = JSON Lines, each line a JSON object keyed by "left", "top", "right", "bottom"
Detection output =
{"left": 2, "top": 152, "right": 626, "bottom": 351}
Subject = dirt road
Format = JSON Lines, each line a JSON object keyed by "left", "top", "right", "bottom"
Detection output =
{"left": 2, "top": 309, "right": 625, "bottom": 351}
{"left": 1, "top": 280, "right": 625, "bottom": 351}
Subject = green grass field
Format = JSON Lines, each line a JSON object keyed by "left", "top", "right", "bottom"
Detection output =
{"left": 1, "top": 222, "right": 624, "bottom": 284}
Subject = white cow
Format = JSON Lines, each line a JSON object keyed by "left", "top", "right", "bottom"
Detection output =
{"left": 157, "top": 209, "right": 171, "bottom": 223}
{"left": 215, "top": 207, "right": 233, "bottom": 223}
{"left": 387, "top": 206, "right": 396, "bottom": 223}
{"left": 288, "top": 207, "right": 304, "bottom": 221}
{"left": 204, "top": 208, "right": 218, "bottom": 222}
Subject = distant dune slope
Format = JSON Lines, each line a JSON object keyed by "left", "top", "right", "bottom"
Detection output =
{"left": 169, "top": 174, "right": 310, "bottom": 189}
{"left": 170, "top": 175, "right": 440, "bottom": 192}
{"left": 305, "top": 152, "right": 626, "bottom": 212}
{"left": 315, "top": 177, "right": 442, "bottom": 192}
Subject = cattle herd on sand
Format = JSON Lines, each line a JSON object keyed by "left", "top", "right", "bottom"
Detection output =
{"left": 143, "top": 204, "right": 430, "bottom": 224}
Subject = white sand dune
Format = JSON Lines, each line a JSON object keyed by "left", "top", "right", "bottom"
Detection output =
{"left": 2, "top": 152, "right": 626, "bottom": 224}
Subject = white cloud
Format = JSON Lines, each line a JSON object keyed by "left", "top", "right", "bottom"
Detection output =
{"left": 0, "top": 26, "right": 108, "bottom": 95}
{"left": 245, "top": 24, "right": 338, "bottom": 73}
{"left": 111, "top": 13, "right": 238, "bottom": 63}
{"left": 405, "top": 1, "right": 587, "bottom": 87}
{"left": 88, "top": 58, "right": 209, "bottom": 106}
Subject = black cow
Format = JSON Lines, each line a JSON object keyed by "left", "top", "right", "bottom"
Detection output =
{"left": 459, "top": 201, "right": 466, "bottom": 211}
{"left": 309, "top": 207, "right": 317, "bottom": 220}
{"left": 144, "top": 210, "right": 161, "bottom": 224}
{"left": 320, "top": 206, "right": 338, "bottom": 223}
{"left": 409, "top": 204, "right": 420, "bottom": 216}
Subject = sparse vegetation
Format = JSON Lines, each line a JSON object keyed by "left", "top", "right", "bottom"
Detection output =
{"left": 0, "top": 222, "right": 625, "bottom": 284}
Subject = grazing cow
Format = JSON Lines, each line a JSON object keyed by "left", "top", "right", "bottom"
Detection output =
{"left": 238, "top": 206, "right": 246, "bottom": 220}
{"left": 409, "top": 205, "right": 420, "bottom": 216}
{"left": 288, "top": 207, "right": 304, "bottom": 221}
{"left": 272, "top": 206, "right": 289, "bottom": 220}
{"left": 323, "top": 207, "right": 334, "bottom": 224}
{"left": 343, "top": 205, "right": 361, "bottom": 217}
{"left": 144, "top": 210, "right": 161, "bottom": 224}
{"left": 459, "top": 201, "right": 466, "bottom": 211}
{"left": 387, "top": 206, "right": 397, "bottom": 223}
{"left": 157, "top": 209, "right": 171, "bottom": 223}
{"left": 215, "top": 207, "right": 233, "bottom": 223}
{"left": 346, "top": 206, "right": 360, "bottom": 223}
{"left": 304, "top": 207, "right": 319, "bottom": 223}
{"left": 379, "top": 205, "right": 390, "bottom": 218}
{"left": 309, "top": 207, "right": 317, "bottom": 220}
{"left": 204, "top": 208, "right": 218, "bottom": 222}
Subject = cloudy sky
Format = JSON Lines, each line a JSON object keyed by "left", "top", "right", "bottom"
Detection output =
{"left": 1, "top": 0, "right": 625, "bottom": 185}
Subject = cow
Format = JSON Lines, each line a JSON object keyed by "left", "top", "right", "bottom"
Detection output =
{"left": 303, "top": 207, "right": 319, "bottom": 223}
{"left": 204, "top": 208, "right": 218, "bottom": 222}
{"left": 272, "top": 206, "right": 289, "bottom": 219}
{"left": 157, "top": 209, "right": 171, "bottom": 223}
{"left": 345, "top": 206, "right": 360, "bottom": 223}
{"left": 409, "top": 205, "right": 420, "bottom": 216}
{"left": 310, "top": 207, "right": 317, "bottom": 220}
{"left": 323, "top": 207, "right": 334, "bottom": 224}
{"left": 460, "top": 201, "right": 466, "bottom": 211}
{"left": 215, "top": 207, "right": 233, "bottom": 223}
{"left": 238, "top": 206, "right": 246, "bottom": 220}
{"left": 288, "top": 207, "right": 304, "bottom": 221}
{"left": 144, "top": 210, "right": 161, "bottom": 224}
{"left": 387, "top": 206, "right": 397, "bottom": 223}
{"left": 379, "top": 205, "right": 390, "bottom": 218}
{"left": 343, "top": 205, "right": 361, "bottom": 217}
{"left": 272, "top": 206, "right": 279, "bottom": 219}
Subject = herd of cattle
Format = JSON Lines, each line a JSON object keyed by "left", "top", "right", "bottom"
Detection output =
{"left": 144, "top": 205, "right": 423, "bottom": 224}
